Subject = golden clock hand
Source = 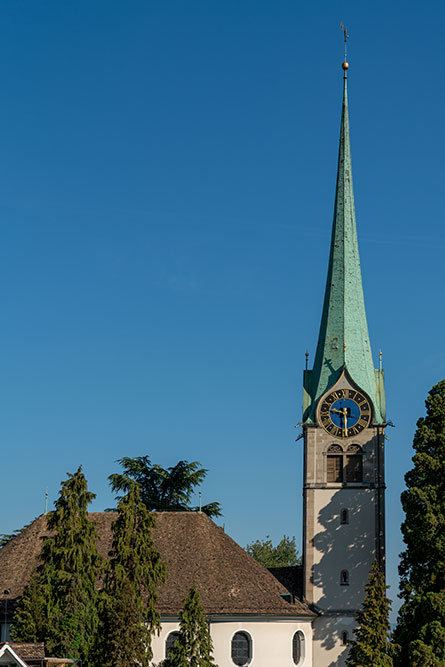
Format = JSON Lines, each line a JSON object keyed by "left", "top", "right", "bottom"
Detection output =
{"left": 342, "top": 407, "right": 348, "bottom": 432}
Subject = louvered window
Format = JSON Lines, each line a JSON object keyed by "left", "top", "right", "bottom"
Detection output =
{"left": 345, "top": 455, "right": 363, "bottom": 482}
{"left": 327, "top": 455, "right": 343, "bottom": 482}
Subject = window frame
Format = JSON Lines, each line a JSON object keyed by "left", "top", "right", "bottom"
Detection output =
{"left": 326, "top": 444, "right": 363, "bottom": 484}
{"left": 231, "top": 630, "right": 252, "bottom": 666}
{"left": 292, "top": 630, "right": 305, "bottom": 665}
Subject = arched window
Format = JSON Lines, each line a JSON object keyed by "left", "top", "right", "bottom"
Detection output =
{"left": 341, "top": 509, "right": 349, "bottom": 524}
{"left": 340, "top": 570, "right": 349, "bottom": 586}
{"left": 292, "top": 630, "right": 305, "bottom": 664}
{"left": 231, "top": 631, "right": 252, "bottom": 666}
{"left": 341, "top": 631, "right": 349, "bottom": 646}
{"left": 165, "top": 631, "right": 180, "bottom": 658}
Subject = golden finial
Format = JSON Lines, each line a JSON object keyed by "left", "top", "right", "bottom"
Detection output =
{"left": 379, "top": 349, "right": 383, "bottom": 370}
{"left": 340, "top": 22, "right": 349, "bottom": 74}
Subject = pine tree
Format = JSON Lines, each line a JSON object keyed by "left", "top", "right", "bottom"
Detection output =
{"left": 10, "top": 571, "right": 47, "bottom": 643}
{"left": 346, "top": 559, "right": 393, "bottom": 667}
{"left": 12, "top": 467, "right": 102, "bottom": 664}
{"left": 97, "top": 484, "right": 166, "bottom": 667}
{"left": 163, "top": 584, "right": 217, "bottom": 667}
{"left": 393, "top": 380, "right": 445, "bottom": 666}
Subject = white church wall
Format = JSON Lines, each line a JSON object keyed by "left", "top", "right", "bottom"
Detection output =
{"left": 312, "top": 615, "right": 356, "bottom": 667}
{"left": 151, "top": 617, "right": 313, "bottom": 666}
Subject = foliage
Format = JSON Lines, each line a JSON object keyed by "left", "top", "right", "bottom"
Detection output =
{"left": 162, "top": 584, "right": 217, "bottom": 667}
{"left": 96, "top": 484, "right": 166, "bottom": 667}
{"left": 393, "top": 380, "right": 445, "bottom": 666}
{"left": 12, "top": 467, "right": 102, "bottom": 665}
{"left": 246, "top": 535, "right": 301, "bottom": 568}
{"left": 108, "top": 456, "right": 222, "bottom": 517}
{"left": 345, "top": 559, "right": 393, "bottom": 667}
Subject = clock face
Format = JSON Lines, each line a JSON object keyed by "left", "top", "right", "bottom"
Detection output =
{"left": 319, "top": 388, "right": 371, "bottom": 438}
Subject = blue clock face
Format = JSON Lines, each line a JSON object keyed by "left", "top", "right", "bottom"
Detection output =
{"left": 319, "top": 389, "right": 372, "bottom": 437}
{"left": 329, "top": 398, "right": 361, "bottom": 428}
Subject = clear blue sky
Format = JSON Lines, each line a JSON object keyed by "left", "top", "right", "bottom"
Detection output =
{"left": 1, "top": 0, "right": 444, "bottom": 621}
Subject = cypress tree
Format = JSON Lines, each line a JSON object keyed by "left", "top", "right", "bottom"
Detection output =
{"left": 163, "top": 584, "right": 217, "bottom": 667}
{"left": 12, "top": 467, "right": 102, "bottom": 664}
{"left": 345, "top": 559, "right": 392, "bottom": 667}
{"left": 97, "top": 484, "right": 166, "bottom": 666}
{"left": 394, "top": 380, "right": 445, "bottom": 666}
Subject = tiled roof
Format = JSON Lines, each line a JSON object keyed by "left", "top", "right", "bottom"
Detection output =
{"left": 8, "top": 643, "right": 45, "bottom": 659}
{"left": 0, "top": 513, "right": 314, "bottom": 617}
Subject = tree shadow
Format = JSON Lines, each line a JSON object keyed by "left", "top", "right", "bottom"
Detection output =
{"left": 311, "top": 487, "right": 376, "bottom": 663}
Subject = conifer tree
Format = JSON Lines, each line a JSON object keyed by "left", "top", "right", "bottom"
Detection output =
{"left": 393, "top": 380, "right": 445, "bottom": 666}
{"left": 345, "top": 559, "right": 392, "bottom": 667}
{"left": 12, "top": 467, "right": 102, "bottom": 664}
{"left": 163, "top": 584, "right": 217, "bottom": 667}
{"left": 97, "top": 484, "right": 166, "bottom": 667}
{"left": 109, "top": 456, "right": 222, "bottom": 517}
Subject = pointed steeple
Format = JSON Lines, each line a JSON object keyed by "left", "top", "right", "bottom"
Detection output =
{"left": 303, "top": 66, "right": 385, "bottom": 423}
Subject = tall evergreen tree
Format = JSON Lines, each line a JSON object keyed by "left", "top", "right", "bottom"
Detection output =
{"left": 394, "top": 380, "right": 445, "bottom": 666}
{"left": 163, "top": 584, "right": 217, "bottom": 667}
{"left": 12, "top": 467, "right": 102, "bottom": 664}
{"left": 109, "top": 456, "right": 222, "bottom": 517}
{"left": 345, "top": 559, "right": 392, "bottom": 667}
{"left": 97, "top": 484, "right": 166, "bottom": 667}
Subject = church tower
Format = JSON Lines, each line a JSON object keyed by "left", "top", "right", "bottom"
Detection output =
{"left": 302, "top": 59, "right": 386, "bottom": 667}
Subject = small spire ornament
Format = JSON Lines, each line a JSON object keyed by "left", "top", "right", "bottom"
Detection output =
{"left": 340, "top": 22, "right": 349, "bottom": 74}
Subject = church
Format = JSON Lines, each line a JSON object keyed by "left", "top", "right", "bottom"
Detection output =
{"left": 0, "top": 58, "right": 387, "bottom": 667}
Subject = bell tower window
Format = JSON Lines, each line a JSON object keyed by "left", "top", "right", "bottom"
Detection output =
{"left": 327, "top": 454, "right": 343, "bottom": 482}
{"left": 345, "top": 454, "right": 363, "bottom": 482}
{"left": 326, "top": 444, "right": 363, "bottom": 483}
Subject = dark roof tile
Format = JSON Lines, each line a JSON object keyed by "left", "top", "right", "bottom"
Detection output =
{"left": 0, "top": 513, "right": 314, "bottom": 617}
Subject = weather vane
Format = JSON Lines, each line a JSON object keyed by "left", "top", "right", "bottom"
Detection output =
{"left": 340, "top": 22, "right": 350, "bottom": 74}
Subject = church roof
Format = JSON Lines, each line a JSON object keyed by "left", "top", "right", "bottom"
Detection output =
{"left": 0, "top": 512, "right": 314, "bottom": 618}
{"left": 304, "top": 70, "right": 385, "bottom": 423}
{"left": 6, "top": 643, "right": 45, "bottom": 659}
{"left": 0, "top": 643, "right": 30, "bottom": 667}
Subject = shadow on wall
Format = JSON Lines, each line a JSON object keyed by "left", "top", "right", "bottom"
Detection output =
{"left": 312, "top": 487, "right": 376, "bottom": 661}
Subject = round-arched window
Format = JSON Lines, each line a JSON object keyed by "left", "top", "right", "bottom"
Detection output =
{"left": 231, "top": 631, "right": 252, "bottom": 665}
{"left": 292, "top": 630, "right": 305, "bottom": 664}
{"left": 165, "top": 631, "right": 180, "bottom": 658}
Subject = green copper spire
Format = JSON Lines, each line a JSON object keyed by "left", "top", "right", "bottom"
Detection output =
{"left": 303, "top": 69, "right": 385, "bottom": 424}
